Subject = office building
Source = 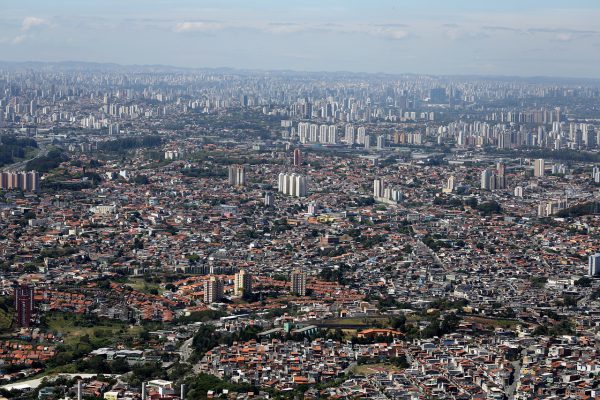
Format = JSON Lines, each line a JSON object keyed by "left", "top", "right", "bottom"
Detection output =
{"left": 291, "top": 269, "right": 307, "bottom": 296}
{"left": 204, "top": 276, "right": 224, "bottom": 303}
{"left": 234, "top": 269, "right": 252, "bottom": 297}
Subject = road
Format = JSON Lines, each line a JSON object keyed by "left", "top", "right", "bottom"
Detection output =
{"left": 1, "top": 141, "right": 49, "bottom": 172}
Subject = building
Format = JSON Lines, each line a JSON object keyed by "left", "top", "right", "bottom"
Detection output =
{"left": 373, "top": 178, "right": 384, "bottom": 199}
{"left": 15, "top": 284, "right": 34, "bottom": 327}
{"left": 291, "top": 269, "right": 307, "bottom": 296}
{"left": 534, "top": 159, "right": 545, "bottom": 177}
{"left": 589, "top": 253, "right": 600, "bottom": 276}
{"left": 293, "top": 148, "right": 302, "bottom": 166}
{"left": 228, "top": 165, "right": 246, "bottom": 186}
{"left": 481, "top": 169, "right": 493, "bottom": 190}
{"left": 264, "top": 192, "right": 274, "bottom": 207}
{"left": 442, "top": 176, "right": 456, "bottom": 193}
{"left": 204, "top": 276, "right": 224, "bottom": 303}
{"left": 514, "top": 186, "right": 523, "bottom": 197}
{"left": 278, "top": 173, "right": 307, "bottom": 197}
{"left": 234, "top": 269, "right": 252, "bottom": 297}
{"left": 0, "top": 171, "right": 40, "bottom": 192}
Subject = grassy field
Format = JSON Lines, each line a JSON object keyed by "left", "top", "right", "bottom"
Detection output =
{"left": 124, "top": 278, "right": 162, "bottom": 295}
{"left": 351, "top": 363, "right": 401, "bottom": 376}
{"left": 46, "top": 312, "right": 142, "bottom": 347}
{"left": 465, "top": 316, "right": 521, "bottom": 329}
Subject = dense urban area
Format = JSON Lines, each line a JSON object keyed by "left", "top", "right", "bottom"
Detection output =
{"left": 0, "top": 61, "right": 599, "bottom": 400}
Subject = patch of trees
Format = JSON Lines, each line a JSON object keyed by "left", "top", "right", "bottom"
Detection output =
{"left": 555, "top": 202, "right": 600, "bottom": 218}
{"left": 26, "top": 148, "right": 68, "bottom": 173}
{"left": 0, "top": 135, "right": 38, "bottom": 167}
{"left": 476, "top": 200, "right": 502, "bottom": 215}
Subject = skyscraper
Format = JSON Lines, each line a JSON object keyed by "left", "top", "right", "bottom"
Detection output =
{"left": 234, "top": 269, "right": 252, "bottom": 297}
{"left": 15, "top": 284, "right": 34, "bottom": 327}
{"left": 291, "top": 269, "right": 307, "bottom": 296}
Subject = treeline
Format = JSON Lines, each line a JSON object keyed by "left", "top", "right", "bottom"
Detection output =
{"left": 488, "top": 147, "right": 600, "bottom": 163}
{"left": 555, "top": 201, "right": 600, "bottom": 218}
{"left": 99, "top": 135, "right": 162, "bottom": 152}
{"left": 0, "top": 135, "right": 38, "bottom": 167}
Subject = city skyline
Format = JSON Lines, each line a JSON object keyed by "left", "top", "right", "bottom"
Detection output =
{"left": 1, "top": 0, "right": 600, "bottom": 78}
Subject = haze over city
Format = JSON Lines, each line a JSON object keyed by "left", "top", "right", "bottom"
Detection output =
{"left": 2, "top": 0, "right": 600, "bottom": 77}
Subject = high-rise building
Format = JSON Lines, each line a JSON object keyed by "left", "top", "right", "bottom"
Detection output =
{"left": 291, "top": 269, "right": 307, "bottom": 296}
{"left": 264, "top": 192, "right": 274, "bottom": 207}
{"left": 203, "top": 276, "right": 224, "bottom": 303}
{"left": 0, "top": 171, "right": 40, "bottom": 192}
{"left": 373, "top": 178, "right": 384, "bottom": 199}
{"left": 376, "top": 135, "right": 385, "bottom": 150}
{"left": 589, "top": 253, "right": 600, "bottom": 276}
{"left": 534, "top": 159, "right": 545, "bottom": 177}
{"left": 15, "top": 284, "right": 34, "bottom": 327}
{"left": 278, "top": 173, "right": 307, "bottom": 197}
{"left": 481, "top": 169, "right": 493, "bottom": 190}
{"left": 228, "top": 165, "right": 246, "bottom": 186}
{"left": 234, "top": 270, "right": 252, "bottom": 297}
{"left": 293, "top": 149, "right": 302, "bottom": 167}
{"left": 345, "top": 125, "right": 355, "bottom": 145}
{"left": 364, "top": 135, "right": 371, "bottom": 149}
{"left": 514, "top": 186, "right": 523, "bottom": 197}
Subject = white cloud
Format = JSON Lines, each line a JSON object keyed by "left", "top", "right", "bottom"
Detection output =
{"left": 22, "top": 16, "right": 48, "bottom": 31}
{"left": 368, "top": 26, "right": 410, "bottom": 40}
{"left": 173, "top": 21, "right": 224, "bottom": 33}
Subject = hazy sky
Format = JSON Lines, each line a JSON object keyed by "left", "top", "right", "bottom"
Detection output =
{"left": 1, "top": 0, "right": 600, "bottom": 78}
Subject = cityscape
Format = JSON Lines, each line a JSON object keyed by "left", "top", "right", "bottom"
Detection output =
{"left": 1, "top": 1, "right": 600, "bottom": 400}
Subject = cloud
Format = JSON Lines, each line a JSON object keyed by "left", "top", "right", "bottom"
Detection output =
{"left": 173, "top": 21, "right": 224, "bottom": 33}
{"left": 368, "top": 25, "right": 410, "bottom": 40}
{"left": 22, "top": 16, "right": 49, "bottom": 31}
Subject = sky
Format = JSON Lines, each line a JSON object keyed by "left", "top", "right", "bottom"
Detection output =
{"left": 1, "top": 0, "right": 600, "bottom": 78}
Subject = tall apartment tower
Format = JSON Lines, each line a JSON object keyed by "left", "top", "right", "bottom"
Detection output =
{"left": 234, "top": 269, "right": 252, "bottom": 297}
{"left": 589, "top": 253, "right": 600, "bottom": 276}
{"left": 373, "top": 178, "right": 385, "bottom": 199}
{"left": 15, "top": 284, "right": 34, "bottom": 327}
{"left": 293, "top": 148, "right": 302, "bottom": 167}
{"left": 534, "top": 159, "right": 545, "bottom": 177}
{"left": 291, "top": 269, "right": 307, "bottom": 296}
{"left": 228, "top": 165, "right": 246, "bottom": 186}
{"left": 203, "top": 276, "right": 224, "bottom": 303}
{"left": 481, "top": 169, "right": 493, "bottom": 190}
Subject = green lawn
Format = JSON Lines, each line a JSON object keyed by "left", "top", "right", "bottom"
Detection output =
{"left": 46, "top": 312, "right": 142, "bottom": 347}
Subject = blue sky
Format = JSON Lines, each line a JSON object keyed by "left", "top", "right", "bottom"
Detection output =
{"left": 1, "top": 0, "right": 600, "bottom": 77}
